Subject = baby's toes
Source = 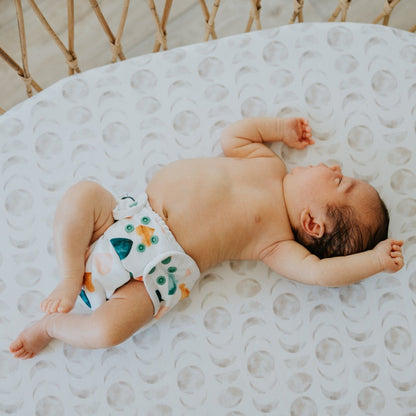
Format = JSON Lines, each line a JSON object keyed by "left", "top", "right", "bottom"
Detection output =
{"left": 40, "top": 299, "right": 50, "bottom": 313}
{"left": 41, "top": 299, "right": 58, "bottom": 313}
{"left": 40, "top": 299, "right": 49, "bottom": 313}
{"left": 298, "top": 119, "right": 310, "bottom": 136}
{"left": 9, "top": 338, "right": 23, "bottom": 354}
{"left": 56, "top": 299, "right": 73, "bottom": 313}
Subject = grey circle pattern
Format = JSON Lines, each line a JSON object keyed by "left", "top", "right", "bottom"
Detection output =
{"left": 0, "top": 23, "right": 415, "bottom": 415}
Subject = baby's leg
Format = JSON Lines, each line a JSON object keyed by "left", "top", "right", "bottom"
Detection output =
{"left": 41, "top": 181, "right": 116, "bottom": 314}
{"left": 10, "top": 280, "right": 153, "bottom": 359}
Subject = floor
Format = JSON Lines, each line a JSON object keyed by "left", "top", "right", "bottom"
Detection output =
{"left": 1, "top": 0, "right": 415, "bottom": 112}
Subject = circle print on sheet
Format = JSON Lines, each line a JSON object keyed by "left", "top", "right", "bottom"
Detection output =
{"left": 218, "top": 387, "right": 243, "bottom": 408}
{"left": 315, "top": 338, "right": 343, "bottom": 364}
{"left": 177, "top": 365, "right": 205, "bottom": 394}
{"left": 68, "top": 106, "right": 92, "bottom": 124}
{"left": 305, "top": 83, "right": 332, "bottom": 110}
{"left": 371, "top": 70, "right": 398, "bottom": 97}
{"left": 347, "top": 125, "right": 374, "bottom": 151}
{"left": 173, "top": 110, "right": 200, "bottom": 135}
{"left": 335, "top": 54, "right": 359, "bottom": 73}
{"left": 0, "top": 117, "right": 23, "bottom": 137}
{"left": 107, "top": 381, "right": 135, "bottom": 411}
{"left": 198, "top": 57, "right": 224, "bottom": 81}
{"left": 35, "top": 396, "right": 64, "bottom": 416}
{"left": 273, "top": 293, "right": 300, "bottom": 319}
{"left": 62, "top": 78, "right": 89, "bottom": 101}
{"left": 262, "top": 41, "right": 288, "bottom": 65}
{"left": 391, "top": 169, "right": 416, "bottom": 195}
{"left": 290, "top": 396, "right": 317, "bottom": 416}
{"left": 102, "top": 122, "right": 130, "bottom": 147}
{"left": 236, "top": 278, "right": 261, "bottom": 298}
{"left": 241, "top": 96, "right": 267, "bottom": 117}
{"left": 357, "top": 386, "right": 385, "bottom": 415}
{"left": 204, "top": 306, "right": 232, "bottom": 333}
{"left": 131, "top": 69, "right": 157, "bottom": 92}
{"left": 35, "top": 132, "right": 63, "bottom": 159}
{"left": 5, "top": 189, "right": 33, "bottom": 216}
{"left": 288, "top": 373, "right": 313, "bottom": 394}
{"left": 247, "top": 350, "right": 275, "bottom": 378}
{"left": 327, "top": 26, "right": 353, "bottom": 51}
{"left": 384, "top": 326, "right": 411, "bottom": 354}
{"left": 17, "top": 291, "right": 43, "bottom": 317}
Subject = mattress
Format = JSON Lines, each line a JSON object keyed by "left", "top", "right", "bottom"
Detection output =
{"left": 0, "top": 22, "right": 415, "bottom": 415}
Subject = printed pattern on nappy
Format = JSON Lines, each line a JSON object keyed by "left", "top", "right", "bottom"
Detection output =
{"left": 80, "top": 194, "right": 200, "bottom": 315}
{"left": 80, "top": 237, "right": 133, "bottom": 310}
{"left": 141, "top": 251, "right": 200, "bottom": 318}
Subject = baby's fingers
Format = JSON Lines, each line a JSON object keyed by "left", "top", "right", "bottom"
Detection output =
{"left": 393, "top": 257, "right": 404, "bottom": 268}
{"left": 391, "top": 239, "right": 404, "bottom": 247}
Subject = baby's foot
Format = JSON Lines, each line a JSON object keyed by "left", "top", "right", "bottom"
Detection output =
{"left": 41, "top": 278, "right": 81, "bottom": 314}
{"left": 282, "top": 117, "right": 313, "bottom": 149}
{"left": 9, "top": 316, "right": 53, "bottom": 360}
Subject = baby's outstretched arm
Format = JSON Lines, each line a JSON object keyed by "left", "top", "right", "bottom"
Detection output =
{"left": 220, "top": 117, "right": 313, "bottom": 159}
{"left": 263, "top": 238, "right": 404, "bottom": 287}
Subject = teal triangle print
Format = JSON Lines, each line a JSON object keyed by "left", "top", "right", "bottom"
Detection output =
{"left": 110, "top": 238, "right": 133, "bottom": 260}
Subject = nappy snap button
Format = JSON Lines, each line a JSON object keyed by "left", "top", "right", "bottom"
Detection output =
{"left": 137, "top": 243, "right": 146, "bottom": 253}
{"left": 125, "top": 224, "right": 134, "bottom": 233}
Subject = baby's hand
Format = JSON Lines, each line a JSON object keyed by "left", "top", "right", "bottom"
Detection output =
{"left": 373, "top": 239, "right": 404, "bottom": 273}
{"left": 282, "top": 118, "right": 314, "bottom": 149}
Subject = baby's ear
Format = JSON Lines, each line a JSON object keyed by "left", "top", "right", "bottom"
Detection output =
{"left": 300, "top": 209, "right": 325, "bottom": 239}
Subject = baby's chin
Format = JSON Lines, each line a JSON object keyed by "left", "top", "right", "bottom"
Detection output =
{"left": 289, "top": 165, "right": 311, "bottom": 174}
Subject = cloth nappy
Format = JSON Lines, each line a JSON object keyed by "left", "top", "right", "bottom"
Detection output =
{"left": 80, "top": 193, "right": 200, "bottom": 319}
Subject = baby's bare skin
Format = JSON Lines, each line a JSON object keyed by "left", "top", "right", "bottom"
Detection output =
{"left": 148, "top": 118, "right": 311, "bottom": 271}
{"left": 38, "top": 118, "right": 306, "bottom": 315}
{"left": 9, "top": 117, "right": 403, "bottom": 359}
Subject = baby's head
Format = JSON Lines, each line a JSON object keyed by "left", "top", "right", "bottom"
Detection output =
{"left": 294, "top": 194, "right": 389, "bottom": 258}
{"left": 283, "top": 164, "right": 389, "bottom": 258}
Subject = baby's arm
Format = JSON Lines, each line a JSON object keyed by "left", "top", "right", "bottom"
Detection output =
{"left": 220, "top": 117, "right": 313, "bottom": 159}
{"left": 262, "top": 238, "right": 404, "bottom": 287}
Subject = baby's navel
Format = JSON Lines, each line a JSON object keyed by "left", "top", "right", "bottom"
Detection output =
{"left": 254, "top": 215, "right": 261, "bottom": 224}
{"left": 162, "top": 207, "right": 169, "bottom": 221}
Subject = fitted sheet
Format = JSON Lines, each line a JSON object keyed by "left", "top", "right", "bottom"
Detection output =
{"left": 0, "top": 22, "right": 416, "bottom": 415}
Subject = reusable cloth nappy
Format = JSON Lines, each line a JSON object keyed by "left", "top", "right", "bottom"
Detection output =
{"left": 80, "top": 193, "right": 200, "bottom": 319}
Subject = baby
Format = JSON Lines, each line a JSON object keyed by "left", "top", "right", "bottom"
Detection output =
{"left": 10, "top": 117, "right": 404, "bottom": 359}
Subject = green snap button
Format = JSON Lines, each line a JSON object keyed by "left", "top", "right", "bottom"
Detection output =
{"left": 125, "top": 224, "right": 134, "bottom": 233}
{"left": 141, "top": 216, "right": 150, "bottom": 225}
{"left": 168, "top": 266, "right": 177, "bottom": 273}
{"left": 157, "top": 276, "right": 166, "bottom": 285}
{"left": 137, "top": 244, "right": 146, "bottom": 252}
{"left": 151, "top": 235, "right": 159, "bottom": 244}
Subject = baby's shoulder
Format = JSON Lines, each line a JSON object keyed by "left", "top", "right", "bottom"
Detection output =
{"left": 252, "top": 155, "right": 287, "bottom": 177}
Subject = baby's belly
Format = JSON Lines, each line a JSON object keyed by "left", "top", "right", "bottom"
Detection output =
{"left": 149, "top": 201, "right": 225, "bottom": 271}
{"left": 150, "top": 197, "right": 262, "bottom": 273}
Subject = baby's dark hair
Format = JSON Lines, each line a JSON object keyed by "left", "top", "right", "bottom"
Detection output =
{"left": 294, "top": 195, "right": 389, "bottom": 259}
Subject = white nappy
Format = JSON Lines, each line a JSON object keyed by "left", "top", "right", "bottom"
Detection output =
{"left": 80, "top": 193, "right": 200, "bottom": 319}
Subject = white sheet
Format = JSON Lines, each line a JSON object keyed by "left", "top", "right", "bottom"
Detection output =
{"left": 1, "top": 23, "right": 415, "bottom": 415}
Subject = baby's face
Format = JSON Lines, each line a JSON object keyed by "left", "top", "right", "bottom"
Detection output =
{"left": 288, "top": 163, "right": 379, "bottom": 226}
